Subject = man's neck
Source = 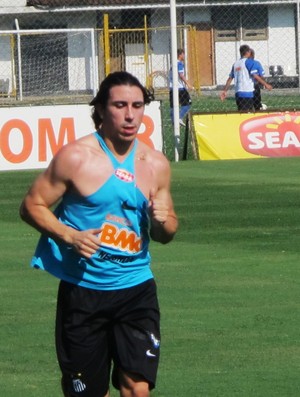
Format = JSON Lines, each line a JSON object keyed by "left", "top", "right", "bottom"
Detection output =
{"left": 98, "top": 130, "right": 135, "bottom": 158}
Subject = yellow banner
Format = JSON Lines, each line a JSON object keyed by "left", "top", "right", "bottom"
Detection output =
{"left": 192, "top": 112, "right": 300, "bottom": 160}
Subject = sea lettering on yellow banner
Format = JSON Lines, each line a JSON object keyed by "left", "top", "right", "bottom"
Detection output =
{"left": 192, "top": 112, "right": 300, "bottom": 160}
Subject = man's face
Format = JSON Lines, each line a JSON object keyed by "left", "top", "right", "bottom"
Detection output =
{"left": 99, "top": 84, "right": 145, "bottom": 142}
{"left": 178, "top": 52, "right": 185, "bottom": 61}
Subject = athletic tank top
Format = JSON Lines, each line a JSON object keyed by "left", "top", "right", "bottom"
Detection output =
{"left": 231, "top": 58, "right": 254, "bottom": 97}
{"left": 30, "top": 133, "right": 153, "bottom": 290}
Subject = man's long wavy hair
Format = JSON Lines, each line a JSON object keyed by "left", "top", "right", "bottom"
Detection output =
{"left": 90, "top": 71, "right": 154, "bottom": 130}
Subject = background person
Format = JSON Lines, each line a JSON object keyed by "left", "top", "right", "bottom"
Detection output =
{"left": 20, "top": 71, "right": 178, "bottom": 397}
{"left": 169, "top": 48, "right": 194, "bottom": 126}
{"left": 249, "top": 48, "right": 272, "bottom": 110}
{"left": 220, "top": 44, "right": 272, "bottom": 112}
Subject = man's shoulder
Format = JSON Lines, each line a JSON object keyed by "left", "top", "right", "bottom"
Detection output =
{"left": 137, "top": 141, "right": 169, "bottom": 169}
{"left": 248, "top": 59, "right": 261, "bottom": 68}
{"left": 234, "top": 57, "right": 244, "bottom": 64}
{"left": 233, "top": 58, "right": 246, "bottom": 69}
{"left": 177, "top": 60, "right": 185, "bottom": 71}
{"left": 60, "top": 133, "right": 95, "bottom": 151}
{"left": 54, "top": 133, "right": 101, "bottom": 165}
{"left": 149, "top": 150, "right": 170, "bottom": 174}
{"left": 244, "top": 58, "right": 260, "bottom": 74}
{"left": 245, "top": 58, "right": 256, "bottom": 67}
{"left": 253, "top": 59, "right": 265, "bottom": 74}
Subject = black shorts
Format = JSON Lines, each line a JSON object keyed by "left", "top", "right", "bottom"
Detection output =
{"left": 253, "top": 83, "right": 262, "bottom": 110}
{"left": 235, "top": 95, "right": 254, "bottom": 112}
{"left": 56, "top": 279, "right": 160, "bottom": 397}
{"left": 169, "top": 88, "right": 191, "bottom": 108}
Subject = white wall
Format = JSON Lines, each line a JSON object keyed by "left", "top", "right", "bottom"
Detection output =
{"left": 215, "top": 4, "right": 297, "bottom": 85}
{"left": 0, "top": 35, "right": 14, "bottom": 95}
{"left": 268, "top": 5, "right": 297, "bottom": 76}
{"left": 66, "top": 13, "right": 97, "bottom": 91}
{"left": 148, "top": 10, "right": 171, "bottom": 86}
{"left": 0, "top": 1, "right": 26, "bottom": 6}
{"left": 67, "top": 32, "right": 94, "bottom": 91}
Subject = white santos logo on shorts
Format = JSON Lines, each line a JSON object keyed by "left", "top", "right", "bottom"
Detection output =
{"left": 72, "top": 378, "right": 87, "bottom": 393}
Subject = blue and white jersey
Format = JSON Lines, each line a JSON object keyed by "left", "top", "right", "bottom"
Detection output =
{"left": 30, "top": 133, "right": 153, "bottom": 291}
{"left": 169, "top": 60, "right": 186, "bottom": 90}
{"left": 250, "top": 59, "right": 265, "bottom": 77}
{"left": 229, "top": 58, "right": 255, "bottom": 98}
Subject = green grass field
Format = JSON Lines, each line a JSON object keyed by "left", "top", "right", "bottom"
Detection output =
{"left": 1, "top": 158, "right": 300, "bottom": 396}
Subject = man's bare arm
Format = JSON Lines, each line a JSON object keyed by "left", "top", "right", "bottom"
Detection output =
{"left": 19, "top": 146, "right": 102, "bottom": 258}
{"left": 253, "top": 74, "right": 273, "bottom": 90}
{"left": 148, "top": 156, "right": 178, "bottom": 244}
{"left": 179, "top": 72, "right": 194, "bottom": 90}
{"left": 220, "top": 77, "right": 233, "bottom": 101}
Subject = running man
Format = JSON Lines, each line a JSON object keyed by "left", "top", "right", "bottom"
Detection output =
{"left": 20, "top": 71, "right": 178, "bottom": 397}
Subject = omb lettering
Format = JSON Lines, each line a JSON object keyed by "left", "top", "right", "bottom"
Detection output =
{"left": 0, "top": 119, "right": 33, "bottom": 163}
{"left": 137, "top": 115, "right": 154, "bottom": 149}
{"left": 0, "top": 118, "right": 76, "bottom": 164}
{"left": 100, "top": 223, "right": 141, "bottom": 254}
{"left": 38, "top": 118, "right": 76, "bottom": 161}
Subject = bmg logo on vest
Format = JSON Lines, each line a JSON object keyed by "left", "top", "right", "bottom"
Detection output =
{"left": 100, "top": 222, "right": 141, "bottom": 254}
{"left": 240, "top": 113, "right": 300, "bottom": 157}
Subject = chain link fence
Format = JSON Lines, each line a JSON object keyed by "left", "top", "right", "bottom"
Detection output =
{"left": 0, "top": 1, "right": 300, "bottom": 160}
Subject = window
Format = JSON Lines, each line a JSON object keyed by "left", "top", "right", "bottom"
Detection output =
{"left": 242, "top": 6, "right": 268, "bottom": 40}
{"left": 213, "top": 6, "right": 239, "bottom": 42}
{"left": 213, "top": 6, "right": 268, "bottom": 42}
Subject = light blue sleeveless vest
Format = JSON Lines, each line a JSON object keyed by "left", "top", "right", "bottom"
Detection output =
{"left": 30, "top": 133, "right": 153, "bottom": 290}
